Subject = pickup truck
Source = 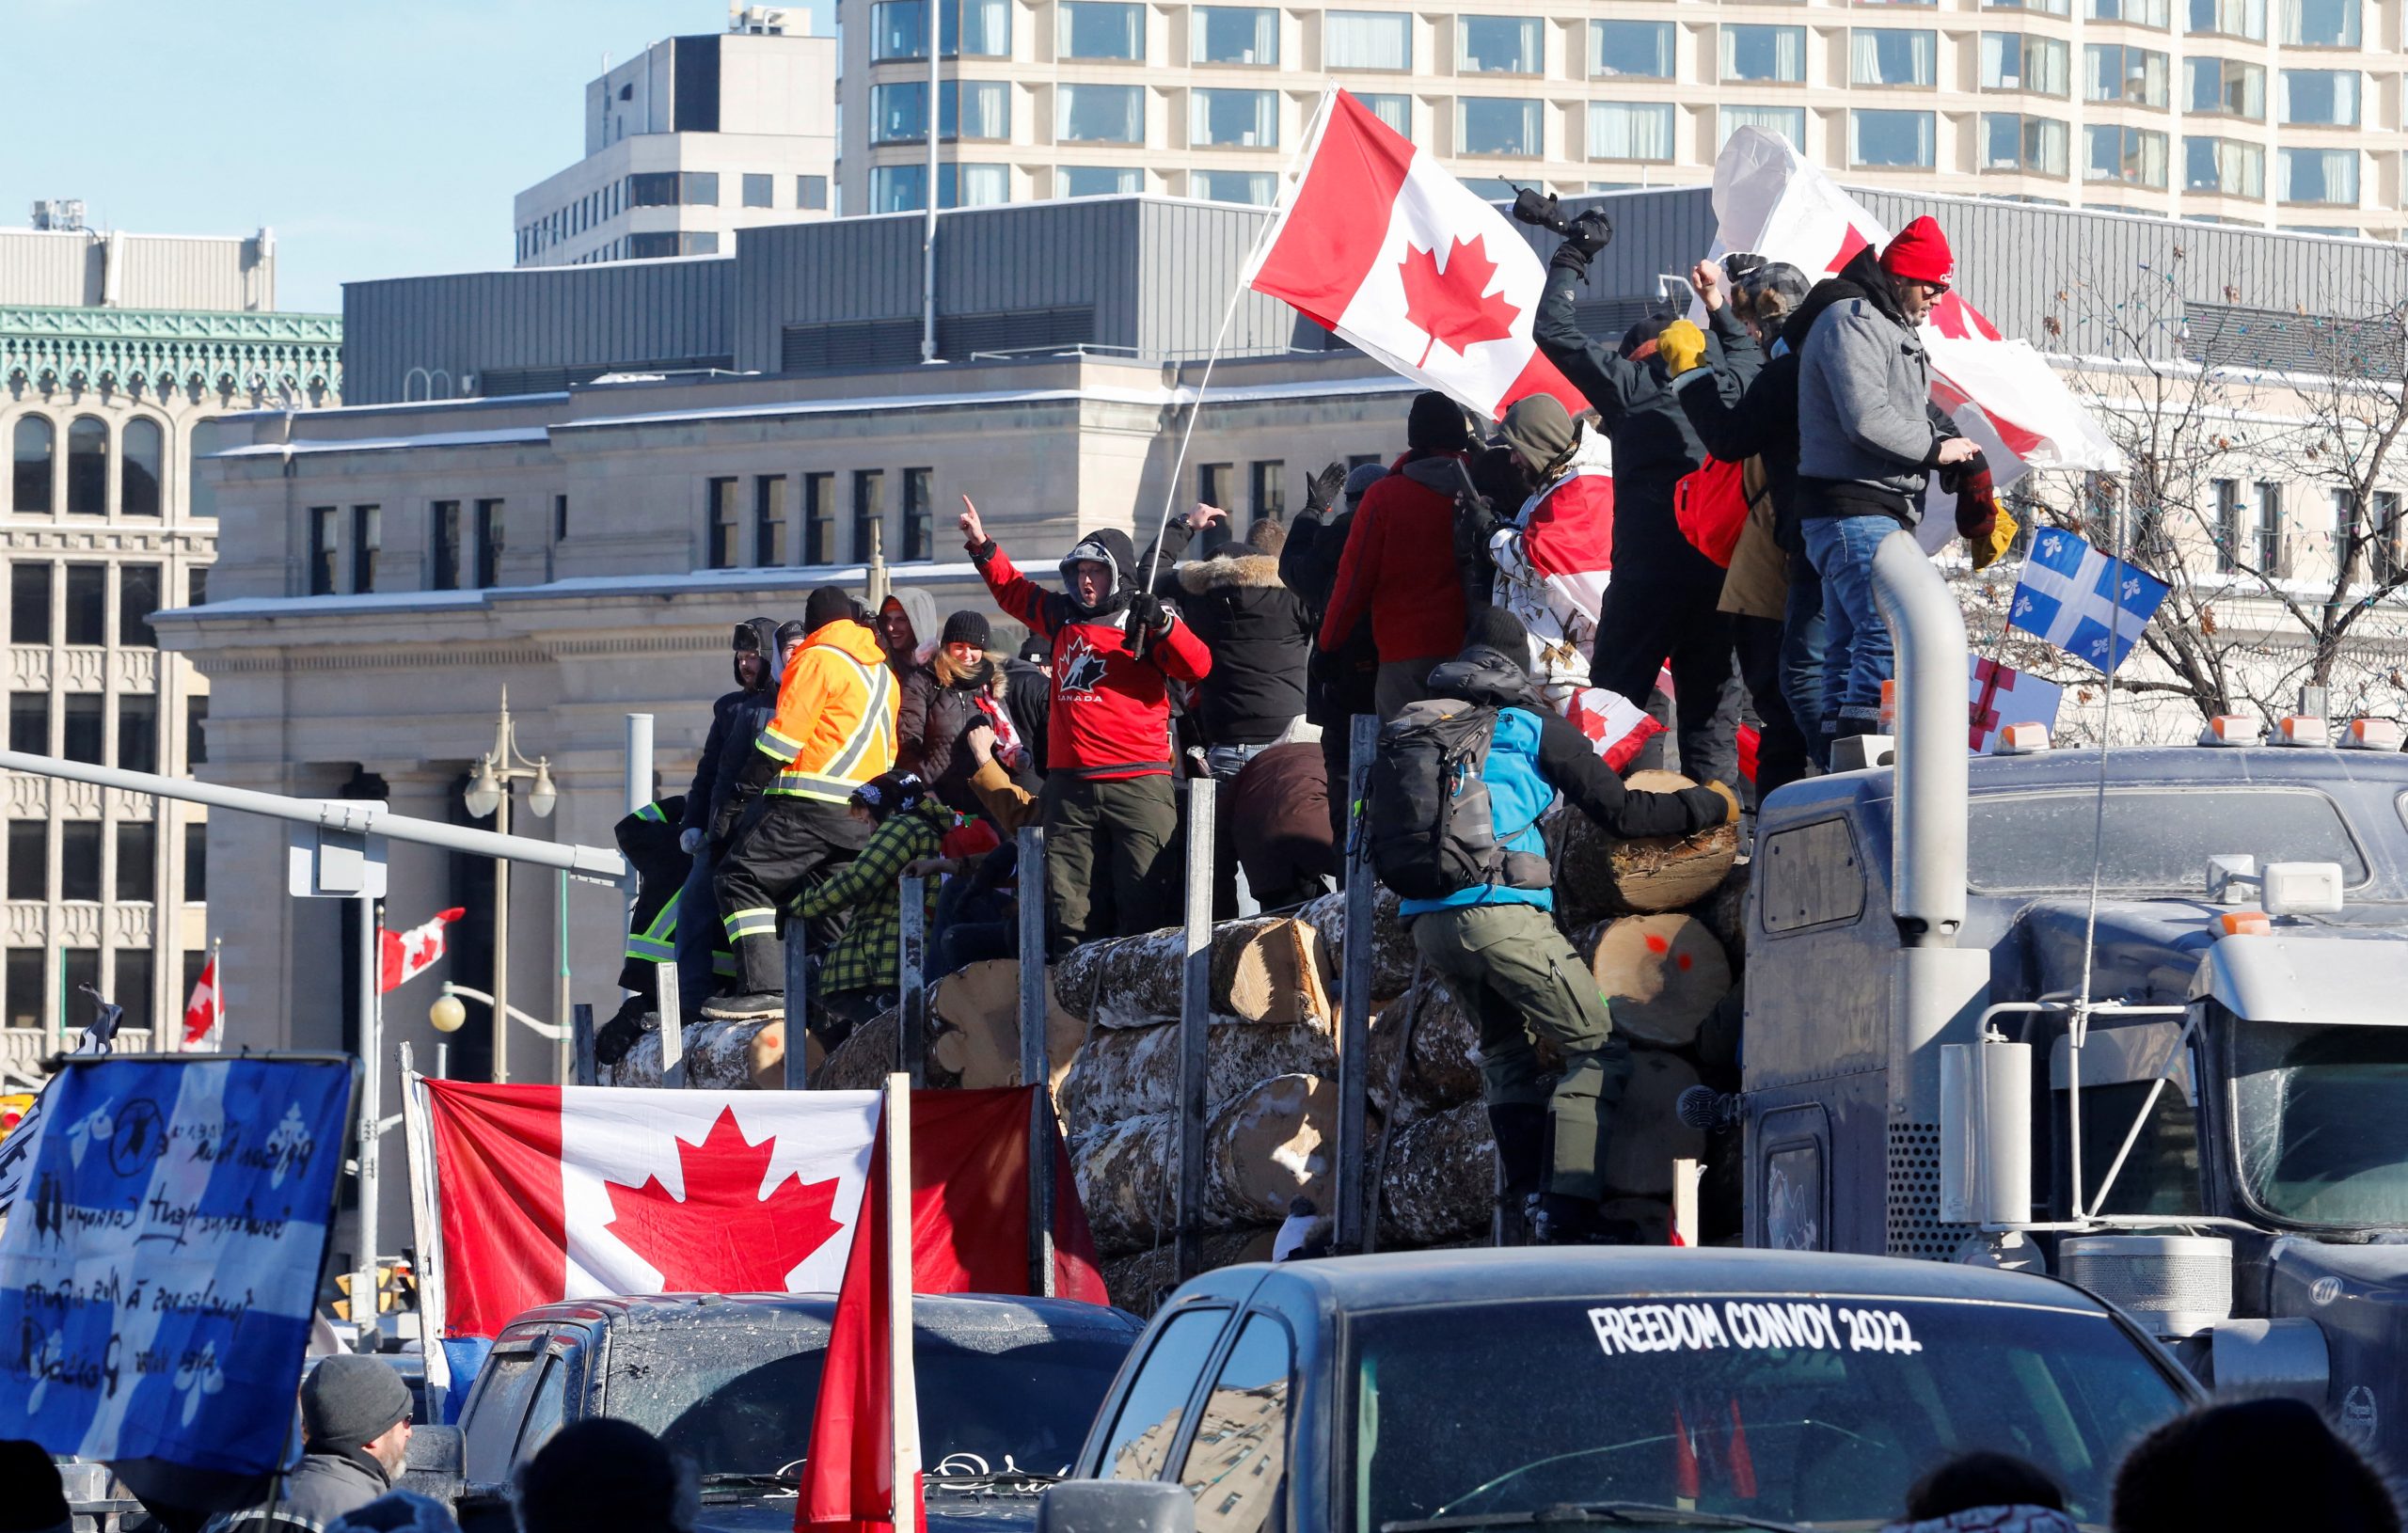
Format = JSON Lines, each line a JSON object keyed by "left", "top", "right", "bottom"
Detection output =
{"left": 1038, "top": 1248, "right": 2203, "bottom": 1533}
{"left": 404, "top": 1291, "right": 1141, "bottom": 1533}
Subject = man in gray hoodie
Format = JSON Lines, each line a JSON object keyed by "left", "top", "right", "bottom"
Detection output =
{"left": 1794, "top": 215, "right": 1978, "bottom": 744}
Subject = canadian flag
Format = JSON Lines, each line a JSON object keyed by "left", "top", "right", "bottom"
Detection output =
{"left": 1246, "top": 89, "right": 1586, "bottom": 420}
{"left": 381, "top": 907, "right": 465, "bottom": 993}
{"left": 181, "top": 956, "right": 221, "bottom": 1050}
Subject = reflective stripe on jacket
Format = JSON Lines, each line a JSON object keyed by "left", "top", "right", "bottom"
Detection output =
{"left": 756, "top": 619, "right": 902, "bottom": 802}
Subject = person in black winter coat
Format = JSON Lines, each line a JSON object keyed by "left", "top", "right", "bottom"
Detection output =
{"left": 673, "top": 619, "right": 782, "bottom": 1010}
{"left": 1282, "top": 460, "right": 1383, "bottom": 846}
{"left": 897, "top": 609, "right": 1028, "bottom": 817}
{"left": 1533, "top": 213, "right": 1744, "bottom": 789}
{"left": 1004, "top": 632, "right": 1051, "bottom": 778}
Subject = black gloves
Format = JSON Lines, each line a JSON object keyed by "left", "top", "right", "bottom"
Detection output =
{"left": 1302, "top": 461, "right": 1347, "bottom": 518}
{"left": 1545, "top": 210, "right": 1614, "bottom": 279}
{"left": 1126, "top": 592, "right": 1173, "bottom": 637}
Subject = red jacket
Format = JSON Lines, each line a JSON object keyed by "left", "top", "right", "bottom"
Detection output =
{"left": 976, "top": 543, "right": 1212, "bottom": 780}
{"left": 1319, "top": 451, "right": 1470, "bottom": 664}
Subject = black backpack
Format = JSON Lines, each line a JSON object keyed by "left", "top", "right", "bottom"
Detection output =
{"left": 1367, "top": 698, "right": 1546, "bottom": 901}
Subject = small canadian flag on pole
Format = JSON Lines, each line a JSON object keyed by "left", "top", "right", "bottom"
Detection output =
{"left": 181, "top": 943, "right": 221, "bottom": 1050}
{"left": 382, "top": 907, "right": 466, "bottom": 994}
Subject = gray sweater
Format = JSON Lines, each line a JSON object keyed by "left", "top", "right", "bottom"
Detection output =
{"left": 1796, "top": 292, "right": 1942, "bottom": 508}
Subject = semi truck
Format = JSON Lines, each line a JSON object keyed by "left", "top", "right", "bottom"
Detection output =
{"left": 1740, "top": 530, "right": 2408, "bottom": 1457}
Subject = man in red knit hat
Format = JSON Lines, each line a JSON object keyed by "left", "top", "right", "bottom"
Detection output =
{"left": 1792, "top": 214, "right": 1980, "bottom": 748}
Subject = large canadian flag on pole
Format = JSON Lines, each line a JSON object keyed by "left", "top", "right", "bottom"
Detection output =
{"left": 1246, "top": 89, "right": 1586, "bottom": 419}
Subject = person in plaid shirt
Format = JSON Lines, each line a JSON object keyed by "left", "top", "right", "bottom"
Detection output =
{"left": 795, "top": 769, "right": 951, "bottom": 1044}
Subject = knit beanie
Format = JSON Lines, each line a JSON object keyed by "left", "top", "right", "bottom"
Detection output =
{"left": 1341, "top": 463, "right": 1388, "bottom": 504}
{"left": 803, "top": 586, "right": 857, "bottom": 633}
{"left": 1499, "top": 395, "right": 1577, "bottom": 470}
{"left": 300, "top": 1354, "right": 412, "bottom": 1452}
{"left": 1879, "top": 215, "right": 1955, "bottom": 286}
{"left": 774, "top": 619, "right": 808, "bottom": 652}
{"left": 1463, "top": 604, "right": 1529, "bottom": 657}
{"left": 941, "top": 609, "right": 990, "bottom": 650}
{"left": 515, "top": 1418, "right": 691, "bottom": 1533}
{"left": 1406, "top": 390, "right": 1472, "bottom": 452}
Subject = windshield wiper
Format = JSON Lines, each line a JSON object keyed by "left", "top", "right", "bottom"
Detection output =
{"left": 928, "top": 1470, "right": 1067, "bottom": 1494}
{"left": 698, "top": 1469, "right": 803, "bottom": 1491}
{"left": 1384, "top": 1503, "right": 1808, "bottom": 1533}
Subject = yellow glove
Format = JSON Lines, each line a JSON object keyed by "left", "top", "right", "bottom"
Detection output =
{"left": 1967, "top": 515, "right": 2016, "bottom": 572}
{"left": 1658, "top": 319, "right": 1707, "bottom": 377}
{"left": 1702, "top": 780, "right": 1742, "bottom": 825}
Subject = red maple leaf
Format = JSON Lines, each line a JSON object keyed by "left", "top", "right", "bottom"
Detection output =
{"left": 603, "top": 1107, "right": 847, "bottom": 1292}
{"left": 1398, "top": 234, "right": 1521, "bottom": 368}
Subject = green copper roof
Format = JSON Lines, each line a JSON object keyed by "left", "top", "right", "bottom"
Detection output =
{"left": 1, "top": 304, "right": 342, "bottom": 393}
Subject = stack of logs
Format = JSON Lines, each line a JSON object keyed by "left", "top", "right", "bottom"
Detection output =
{"left": 614, "top": 769, "right": 1751, "bottom": 1318}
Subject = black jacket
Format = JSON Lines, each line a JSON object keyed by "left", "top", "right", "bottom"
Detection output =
{"left": 615, "top": 797, "right": 689, "bottom": 994}
{"left": 1003, "top": 657, "right": 1051, "bottom": 776}
{"left": 1280, "top": 505, "right": 1377, "bottom": 727}
{"left": 1154, "top": 531, "right": 1313, "bottom": 746}
{"left": 681, "top": 617, "right": 781, "bottom": 833}
{"left": 1428, "top": 647, "right": 1729, "bottom": 841}
{"left": 281, "top": 1447, "right": 391, "bottom": 1526}
{"left": 1671, "top": 297, "right": 1849, "bottom": 557}
{"left": 897, "top": 653, "right": 1000, "bottom": 814}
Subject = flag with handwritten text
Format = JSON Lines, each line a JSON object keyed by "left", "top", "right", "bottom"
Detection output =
{"left": 0, "top": 1055, "right": 353, "bottom": 1476}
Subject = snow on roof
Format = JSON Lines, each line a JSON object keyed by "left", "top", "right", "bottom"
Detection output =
{"left": 207, "top": 424, "right": 554, "bottom": 460}
{"left": 153, "top": 561, "right": 985, "bottom": 624}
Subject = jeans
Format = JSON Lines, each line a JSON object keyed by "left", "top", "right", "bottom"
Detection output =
{"left": 1779, "top": 565, "right": 1830, "bottom": 770}
{"left": 1801, "top": 514, "right": 1898, "bottom": 742}
{"left": 1734, "top": 615, "right": 1808, "bottom": 798}
{"left": 1203, "top": 742, "right": 1275, "bottom": 918}
{"left": 672, "top": 845, "right": 721, "bottom": 1011}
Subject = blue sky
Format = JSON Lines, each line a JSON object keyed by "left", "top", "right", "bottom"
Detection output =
{"left": 0, "top": 0, "right": 833, "bottom": 313}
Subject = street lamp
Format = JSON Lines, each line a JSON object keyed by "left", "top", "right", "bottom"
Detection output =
{"left": 464, "top": 686, "right": 555, "bottom": 1083}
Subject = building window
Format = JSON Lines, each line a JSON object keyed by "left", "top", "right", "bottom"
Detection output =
{"left": 1989, "top": 0, "right": 2072, "bottom": 12}
{"left": 309, "top": 505, "right": 338, "bottom": 595}
{"left": 2372, "top": 490, "right": 2403, "bottom": 583}
{"left": 431, "top": 500, "right": 464, "bottom": 589}
{"left": 628, "top": 172, "right": 679, "bottom": 207}
{"left": 1193, "top": 170, "right": 1278, "bottom": 205}
{"left": 61, "top": 824, "right": 99, "bottom": 902}
{"left": 1249, "top": 461, "right": 1285, "bottom": 523}
{"left": 742, "top": 172, "right": 774, "bottom": 209}
{"left": 1062, "top": 165, "right": 1143, "bottom": 197}
{"left": 1591, "top": 102, "right": 1676, "bottom": 161}
{"left": 2280, "top": 147, "right": 2359, "bottom": 204}
{"left": 186, "top": 694, "right": 207, "bottom": 767}
{"left": 626, "top": 232, "right": 679, "bottom": 259}
{"left": 7, "top": 824, "right": 44, "bottom": 901}
{"left": 707, "top": 478, "right": 741, "bottom": 569}
{"left": 1982, "top": 114, "right": 2070, "bottom": 174}
{"left": 2187, "top": 56, "right": 2266, "bottom": 118}
{"left": 59, "top": 695, "right": 97, "bottom": 761}
{"left": 2087, "top": 44, "right": 2169, "bottom": 104}
{"left": 10, "top": 563, "right": 47, "bottom": 644}
{"left": 805, "top": 472, "right": 836, "bottom": 564}
{"left": 2280, "top": 69, "right": 2359, "bottom": 124}
{"left": 184, "top": 821, "right": 206, "bottom": 903}
{"left": 1851, "top": 29, "right": 1936, "bottom": 87}
{"left": 2184, "top": 135, "right": 2264, "bottom": 196}
{"left": 1193, "top": 7, "right": 1277, "bottom": 65}
{"left": 872, "top": 0, "right": 1012, "bottom": 58}
{"left": 2091, "top": 0, "right": 2173, "bottom": 22}
{"left": 2214, "top": 478, "right": 2243, "bottom": 570}
{"left": 1192, "top": 88, "right": 1277, "bottom": 148}
{"left": 1461, "top": 97, "right": 1542, "bottom": 155}
{"left": 1459, "top": 14, "right": 1542, "bottom": 73}
{"left": 1058, "top": 84, "right": 1145, "bottom": 144}
{"left": 8, "top": 693, "right": 45, "bottom": 755}
{"left": 119, "top": 564, "right": 159, "bottom": 648}
{"left": 1852, "top": 108, "right": 1936, "bottom": 166}
{"left": 873, "top": 82, "right": 927, "bottom": 142}
{"left": 1060, "top": 1, "right": 1145, "bottom": 59}
{"left": 1355, "top": 94, "right": 1411, "bottom": 134}
{"left": 113, "top": 948, "right": 151, "bottom": 1034}
{"left": 2283, "top": 0, "right": 2359, "bottom": 42}
{"left": 951, "top": 80, "right": 1010, "bottom": 139}
{"left": 2088, "top": 123, "right": 2170, "bottom": 185}
{"left": 2189, "top": 0, "right": 2267, "bottom": 37}
{"left": 474, "top": 498, "right": 504, "bottom": 588}
{"left": 1983, "top": 33, "right": 2069, "bottom": 94}
{"left": 116, "top": 821, "right": 154, "bottom": 904}
{"left": 64, "top": 565, "right": 103, "bottom": 645}
{"left": 871, "top": 163, "right": 1010, "bottom": 211}
{"left": 5, "top": 949, "right": 38, "bottom": 1024}
{"left": 903, "top": 468, "right": 933, "bottom": 561}
{"left": 351, "top": 505, "right": 381, "bottom": 593}
{"left": 1326, "top": 10, "right": 1409, "bottom": 70}
{"left": 62, "top": 949, "right": 96, "bottom": 1011}
{"left": 121, "top": 419, "right": 162, "bottom": 517}
{"left": 874, "top": 0, "right": 927, "bottom": 57}
{"left": 1723, "top": 25, "right": 1807, "bottom": 83}
{"left": 854, "top": 470, "right": 885, "bottom": 561}
{"left": 118, "top": 695, "right": 156, "bottom": 774}
{"left": 799, "top": 174, "right": 831, "bottom": 210}
{"left": 2252, "top": 482, "right": 2285, "bottom": 576}
{"left": 682, "top": 172, "right": 720, "bottom": 206}
{"left": 741, "top": 475, "right": 782, "bottom": 566}
{"left": 65, "top": 417, "right": 107, "bottom": 516}
{"left": 1592, "top": 20, "right": 1673, "bottom": 78}
{"left": 1198, "top": 464, "right": 1234, "bottom": 524}
{"left": 11, "top": 418, "right": 53, "bottom": 515}
{"left": 186, "top": 566, "right": 206, "bottom": 608}
{"left": 1721, "top": 104, "right": 1808, "bottom": 148}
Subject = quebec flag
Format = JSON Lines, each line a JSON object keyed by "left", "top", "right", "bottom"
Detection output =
{"left": 2008, "top": 528, "right": 2170, "bottom": 673}
{"left": 0, "top": 1055, "right": 352, "bottom": 1477}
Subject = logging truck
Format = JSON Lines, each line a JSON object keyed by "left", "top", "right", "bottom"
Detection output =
{"left": 1740, "top": 530, "right": 2408, "bottom": 1462}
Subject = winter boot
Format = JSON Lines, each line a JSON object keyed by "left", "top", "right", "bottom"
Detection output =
{"left": 701, "top": 991, "right": 785, "bottom": 1021}
{"left": 1487, "top": 1104, "right": 1547, "bottom": 1247}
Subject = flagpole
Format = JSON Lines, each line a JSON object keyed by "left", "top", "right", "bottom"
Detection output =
{"left": 397, "top": 1048, "right": 452, "bottom": 1424}
{"left": 213, "top": 936, "right": 223, "bottom": 1050}
{"left": 885, "top": 1073, "right": 922, "bottom": 1531}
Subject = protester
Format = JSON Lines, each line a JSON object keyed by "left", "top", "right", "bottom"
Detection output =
{"left": 1226, "top": 741, "right": 1336, "bottom": 909}
{"left": 514, "top": 1417, "right": 696, "bottom": 1533}
{"left": 0, "top": 1439, "right": 70, "bottom": 1533}
{"left": 1004, "top": 632, "right": 1053, "bottom": 776}
{"left": 1461, "top": 444, "right": 1535, "bottom": 618}
{"left": 673, "top": 619, "right": 782, "bottom": 1007}
{"left": 1383, "top": 606, "right": 1735, "bottom": 1243}
{"left": 1529, "top": 203, "right": 1743, "bottom": 787}
{"left": 1796, "top": 215, "right": 1978, "bottom": 746}
{"left": 325, "top": 1491, "right": 465, "bottom": 1533}
{"left": 1884, "top": 1452, "right": 2078, "bottom": 1533}
{"left": 705, "top": 587, "right": 898, "bottom": 1021}
{"left": 1671, "top": 256, "right": 1825, "bottom": 790}
{"left": 594, "top": 796, "right": 691, "bottom": 1065}
{"left": 874, "top": 588, "right": 938, "bottom": 680}
{"left": 896, "top": 609, "right": 1025, "bottom": 817}
{"left": 1283, "top": 461, "right": 1383, "bottom": 846}
{"left": 788, "top": 769, "right": 951, "bottom": 1042}
{"left": 915, "top": 724, "right": 1032, "bottom": 971}
{"left": 2113, "top": 1398, "right": 2400, "bottom": 1533}
{"left": 1319, "top": 391, "right": 1480, "bottom": 719}
{"left": 284, "top": 1354, "right": 415, "bottom": 1525}
{"left": 961, "top": 499, "right": 1211, "bottom": 955}
{"left": 1490, "top": 394, "right": 1618, "bottom": 719}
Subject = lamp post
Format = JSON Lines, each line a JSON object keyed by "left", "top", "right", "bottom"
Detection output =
{"left": 462, "top": 687, "right": 556, "bottom": 1083}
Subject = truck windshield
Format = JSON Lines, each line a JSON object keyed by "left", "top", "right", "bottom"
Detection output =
{"left": 1966, "top": 788, "right": 2366, "bottom": 893}
{"left": 1351, "top": 1297, "right": 2184, "bottom": 1533}
{"left": 607, "top": 1322, "right": 1131, "bottom": 1482}
{"left": 2232, "top": 1019, "right": 2408, "bottom": 1226}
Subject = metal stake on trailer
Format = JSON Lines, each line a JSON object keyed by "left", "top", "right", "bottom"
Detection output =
{"left": 571, "top": 1003, "right": 596, "bottom": 1087}
{"left": 1017, "top": 823, "right": 1054, "bottom": 1296}
{"left": 784, "top": 923, "right": 812, "bottom": 1089}
{"left": 898, "top": 874, "right": 928, "bottom": 1087}
{"left": 1176, "top": 776, "right": 1214, "bottom": 1283}
{"left": 396, "top": 1040, "right": 451, "bottom": 1425}
{"left": 355, "top": 896, "right": 383, "bottom": 1335}
{"left": 1333, "top": 713, "right": 1380, "bottom": 1253}
{"left": 656, "top": 959, "right": 686, "bottom": 1088}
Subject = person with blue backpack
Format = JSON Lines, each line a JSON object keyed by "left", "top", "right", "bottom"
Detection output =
{"left": 1370, "top": 606, "right": 1737, "bottom": 1243}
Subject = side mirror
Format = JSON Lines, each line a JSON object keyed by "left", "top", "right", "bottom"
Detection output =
{"left": 1941, "top": 1035, "right": 2031, "bottom": 1227}
{"left": 399, "top": 1423, "right": 465, "bottom": 1504}
{"left": 1038, "top": 1480, "right": 1198, "bottom": 1533}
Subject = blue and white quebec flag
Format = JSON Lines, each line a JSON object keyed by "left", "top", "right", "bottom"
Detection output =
{"left": 0, "top": 1055, "right": 351, "bottom": 1475}
{"left": 2008, "top": 527, "right": 2170, "bottom": 673}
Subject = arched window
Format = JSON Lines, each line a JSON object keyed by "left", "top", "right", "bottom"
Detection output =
{"left": 121, "top": 419, "right": 163, "bottom": 517}
{"left": 65, "top": 417, "right": 107, "bottom": 515}
{"left": 10, "top": 417, "right": 53, "bottom": 515}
